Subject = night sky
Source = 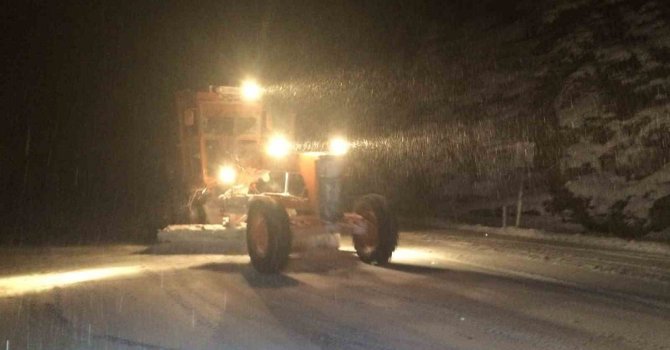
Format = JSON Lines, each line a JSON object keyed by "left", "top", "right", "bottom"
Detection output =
{"left": 1, "top": 1, "right": 522, "bottom": 243}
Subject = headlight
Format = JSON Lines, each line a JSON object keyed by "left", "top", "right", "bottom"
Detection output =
{"left": 266, "top": 135, "right": 292, "bottom": 158}
{"left": 329, "top": 137, "right": 350, "bottom": 156}
{"left": 240, "top": 80, "right": 263, "bottom": 101}
{"left": 217, "top": 166, "right": 237, "bottom": 185}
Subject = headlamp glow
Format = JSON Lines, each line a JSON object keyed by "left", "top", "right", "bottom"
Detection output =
{"left": 241, "top": 80, "right": 263, "bottom": 101}
{"left": 266, "top": 135, "right": 292, "bottom": 158}
{"left": 218, "top": 166, "right": 237, "bottom": 185}
{"left": 329, "top": 137, "right": 350, "bottom": 156}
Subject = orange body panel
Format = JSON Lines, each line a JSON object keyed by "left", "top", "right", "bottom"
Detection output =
{"left": 298, "top": 153, "right": 323, "bottom": 214}
{"left": 175, "top": 88, "right": 265, "bottom": 192}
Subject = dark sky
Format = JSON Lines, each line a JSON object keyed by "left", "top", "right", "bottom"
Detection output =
{"left": 1, "top": 0, "right": 521, "bottom": 241}
{"left": 4, "top": 0, "right": 461, "bottom": 152}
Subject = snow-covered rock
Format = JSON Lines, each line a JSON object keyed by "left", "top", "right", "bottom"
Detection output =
{"left": 544, "top": 0, "right": 670, "bottom": 236}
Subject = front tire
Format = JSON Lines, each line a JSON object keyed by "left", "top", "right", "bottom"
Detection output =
{"left": 246, "top": 197, "right": 292, "bottom": 273}
{"left": 353, "top": 194, "right": 398, "bottom": 264}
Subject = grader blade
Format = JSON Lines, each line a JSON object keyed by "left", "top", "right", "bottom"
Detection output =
{"left": 153, "top": 224, "right": 247, "bottom": 254}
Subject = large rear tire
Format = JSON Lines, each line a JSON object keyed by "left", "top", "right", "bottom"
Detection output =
{"left": 246, "top": 197, "right": 292, "bottom": 273}
{"left": 353, "top": 194, "right": 398, "bottom": 264}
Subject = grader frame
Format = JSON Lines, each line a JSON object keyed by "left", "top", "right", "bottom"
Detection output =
{"left": 169, "top": 84, "right": 397, "bottom": 273}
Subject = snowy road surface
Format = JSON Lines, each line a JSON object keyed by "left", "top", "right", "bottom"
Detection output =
{"left": 0, "top": 228, "right": 669, "bottom": 350}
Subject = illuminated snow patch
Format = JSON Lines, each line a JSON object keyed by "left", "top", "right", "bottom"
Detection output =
{"left": 340, "top": 243, "right": 441, "bottom": 264}
{"left": 389, "top": 247, "right": 440, "bottom": 262}
{"left": 0, "top": 266, "right": 141, "bottom": 297}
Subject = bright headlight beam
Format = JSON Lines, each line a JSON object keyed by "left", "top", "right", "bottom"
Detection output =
{"left": 266, "top": 135, "right": 292, "bottom": 158}
{"left": 329, "top": 137, "right": 350, "bottom": 155}
{"left": 241, "top": 80, "right": 263, "bottom": 101}
{"left": 0, "top": 266, "right": 142, "bottom": 297}
{"left": 0, "top": 256, "right": 249, "bottom": 298}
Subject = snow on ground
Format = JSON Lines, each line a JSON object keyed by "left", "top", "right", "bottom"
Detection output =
{"left": 422, "top": 218, "right": 670, "bottom": 255}
{"left": 0, "top": 226, "right": 669, "bottom": 349}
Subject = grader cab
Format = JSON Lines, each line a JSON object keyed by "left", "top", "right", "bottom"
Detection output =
{"left": 163, "top": 81, "right": 398, "bottom": 273}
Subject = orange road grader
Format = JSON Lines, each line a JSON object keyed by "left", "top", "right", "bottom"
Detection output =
{"left": 159, "top": 81, "right": 398, "bottom": 273}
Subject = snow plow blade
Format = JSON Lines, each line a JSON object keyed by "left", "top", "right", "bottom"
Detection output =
{"left": 153, "top": 224, "right": 341, "bottom": 255}
{"left": 152, "top": 224, "right": 247, "bottom": 254}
